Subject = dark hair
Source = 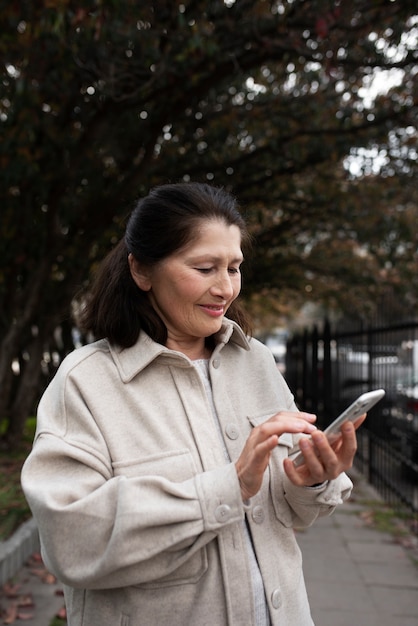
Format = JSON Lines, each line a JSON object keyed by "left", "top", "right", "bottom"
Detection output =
{"left": 78, "top": 182, "right": 253, "bottom": 347}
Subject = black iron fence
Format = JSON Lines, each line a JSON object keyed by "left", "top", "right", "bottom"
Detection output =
{"left": 286, "top": 319, "right": 418, "bottom": 517}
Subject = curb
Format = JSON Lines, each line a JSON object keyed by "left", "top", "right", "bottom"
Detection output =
{"left": 0, "top": 517, "right": 39, "bottom": 586}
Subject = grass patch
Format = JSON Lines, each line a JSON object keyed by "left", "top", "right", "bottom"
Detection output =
{"left": 0, "top": 418, "right": 36, "bottom": 541}
{"left": 358, "top": 502, "right": 418, "bottom": 566}
{"left": 361, "top": 505, "right": 413, "bottom": 536}
{"left": 49, "top": 617, "right": 67, "bottom": 626}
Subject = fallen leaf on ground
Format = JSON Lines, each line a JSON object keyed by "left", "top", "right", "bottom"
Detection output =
{"left": 16, "top": 612, "right": 34, "bottom": 621}
{"left": 29, "top": 565, "right": 57, "bottom": 584}
{"left": 42, "top": 572, "right": 57, "bottom": 584}
{"left": 17, "top": 594, "right": 34, "bottom": 608}
{"left": 2, "top": 583, "right": 21, "bottom": 598}
{"left": 3, "top": 601, "right": 18, "bottom": 624}
{"left": 29, "top": 553, "right": 43, "bottom": 564}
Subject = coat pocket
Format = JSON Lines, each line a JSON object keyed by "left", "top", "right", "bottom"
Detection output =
{"left": 112, "top": 448, "right": 197, "bottom": 482}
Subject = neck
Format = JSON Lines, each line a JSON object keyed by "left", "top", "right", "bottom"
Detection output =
{"left": 165, "top": 338, "right": 212, "bottom": 360}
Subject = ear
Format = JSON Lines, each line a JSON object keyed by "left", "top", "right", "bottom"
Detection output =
{"left": 128, "top": 253, "right": 152, "bottom": 292}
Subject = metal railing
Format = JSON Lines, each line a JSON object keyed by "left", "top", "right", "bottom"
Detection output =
{"left": 286, "top": 319, "right": 418, "bottom": 517}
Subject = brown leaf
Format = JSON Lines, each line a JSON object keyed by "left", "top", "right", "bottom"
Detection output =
{"left": 3, "top": 601, "right": 18, "bottom": 624}
{"left": 359, "top": 510, "right": 375, "bottom": 526}
{"left": 2, "top": 583, "right": 21, "bottom": 598}
{"left": 17, "top": 594, "right": 34, "bottom": 608}
{"left": 28, "top": 553, "right": 43, "bottom": 564}
{"left": 29, "top": 568, "right": 45, "bottom": 580}
{"left": 42, "top": 572, "right": 57, "bottom": 585}
{"left": 16, "top": 612, "right": 34, "bottom": 621}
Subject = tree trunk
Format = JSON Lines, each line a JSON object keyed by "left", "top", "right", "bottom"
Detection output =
{"left": 0, "top": 255, "right": 54, "bottom": 447}
{"left": 5, "top": 333, "right": 46, "bottom": 448}
{"left": 0, "top": 332, "right": 18, "bottom": 432}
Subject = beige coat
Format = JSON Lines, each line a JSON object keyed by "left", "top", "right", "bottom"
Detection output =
{"left": 22, "top": 320, "right": 352, "bottom": 626}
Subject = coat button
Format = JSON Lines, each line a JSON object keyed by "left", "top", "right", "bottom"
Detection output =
{"left": 251, "top": 505, "right": 264, "bottom": 524}
{"left": 225, "top": 423, "right": 239, "bottom": 440}
{"left": 215, "top": 504, "right": 231, "bottom": 523}
{"left": 212, "top": 357, "right": 221, "bottom": 369}
{"left": 271, "top": 588, "right": 282, "bottom": 609}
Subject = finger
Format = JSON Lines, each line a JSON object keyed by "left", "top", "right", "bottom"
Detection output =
{"left": 335, "top": 421, "right": 358, "bottom": 466}
{"left": 285, "top": 450, "right": 327, "bottom": 485}
{"left": 283, "top": 457, "right": 312, "bottom": 486}
{"left": 353, "top": 413, "right": 367, "bottom": 429}
{"left": 311, "top": 423, "right": 356, "bottom": 476}
{"left": 252, "top": 434, "right": 283, "bottom": 462}
{"left": 286, "top": 420, "right": 361, "bottom": 486}
{"left": 309, "top": 431, "right": 339, "bottom": 474}
{"left": 260, "top": 415, "right": 317, "bottom": 441}
{"left": 317, "top": 413, "right": 366, "bottom": 453}
{"left": 268, "top": 411, "right": 317, "bottom": 425}
{"left": 286, "top": 437, "right": 324, "bottom": 482}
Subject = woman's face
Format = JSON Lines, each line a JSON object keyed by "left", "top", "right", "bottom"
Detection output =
{"left": 130, "top": 219, "right": 243, "bottom": 358}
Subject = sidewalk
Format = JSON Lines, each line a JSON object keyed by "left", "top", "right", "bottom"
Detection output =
{"left": 297, "top": 467, "right": 418, "bottom": 626}
{"left": 0, "top": 553, "right": 64, "bottom": 625}
{"left": 1, "top": 467, "right": 417, "bottom": 625}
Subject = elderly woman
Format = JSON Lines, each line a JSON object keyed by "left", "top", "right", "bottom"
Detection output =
{"left": 22, "top": 182, "right": 357, "bottom": 626}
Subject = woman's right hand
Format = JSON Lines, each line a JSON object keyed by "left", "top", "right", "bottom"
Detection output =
{"left": 235, "top": 411, "right": 317, "bottom": 501}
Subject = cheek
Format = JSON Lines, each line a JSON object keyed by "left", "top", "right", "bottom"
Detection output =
{"left": 233, "top": 276, "right": 242, "bottom": 297}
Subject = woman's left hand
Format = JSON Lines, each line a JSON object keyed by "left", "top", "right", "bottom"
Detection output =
{"left": 283, "top": 415, "right": 366, "bottom": 487}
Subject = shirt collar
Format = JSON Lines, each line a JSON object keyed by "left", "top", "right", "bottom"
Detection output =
{"left": 109, "top": 318, "right": 250, "bottom": 383}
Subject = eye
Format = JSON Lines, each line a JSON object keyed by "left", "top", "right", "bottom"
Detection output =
{"left": 195, "top": 267, "right": 212, "bottom": 274}
{"left": 228, "top": 267, "right": 241, "bottom": 274}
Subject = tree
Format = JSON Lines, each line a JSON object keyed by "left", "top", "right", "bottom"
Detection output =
{"left": 1, "top": 0, "right": 417, "bottom": 448}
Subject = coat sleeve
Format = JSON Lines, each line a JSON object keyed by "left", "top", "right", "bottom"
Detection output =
{"left": 282, "top": 472, "right": 353, "bottom": 527}
{"left": 21, "top": 373, "right": 246, "bottom": 590}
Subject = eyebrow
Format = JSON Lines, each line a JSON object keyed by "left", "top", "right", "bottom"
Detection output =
{"left": 188, "top": 254, "right": 244, "bottom": 264}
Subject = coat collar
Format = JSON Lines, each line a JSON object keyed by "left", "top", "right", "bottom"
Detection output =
{"left": 109, "top": 318, "right": 250, "bottom": 383}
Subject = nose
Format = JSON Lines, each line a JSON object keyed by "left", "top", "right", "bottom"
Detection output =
{"left": 210, "top": 270, "right": 235, "bottom": 299}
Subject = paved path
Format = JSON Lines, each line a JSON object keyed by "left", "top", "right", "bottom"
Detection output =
{"left": 0, "top": 552, "right": 64, "bottom": 625}
{"left": 1, "top": 467, "right": 417, "bottom": 625}
{"left": 297, "top": 468, "right": 418, "bottom": 626}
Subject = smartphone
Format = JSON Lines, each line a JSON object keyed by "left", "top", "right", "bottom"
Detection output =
{"left": 291, "top": 388, "right": 386, "bottom": 467}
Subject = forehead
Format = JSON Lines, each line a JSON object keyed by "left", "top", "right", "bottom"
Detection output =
{"left": 191, "top": 217, "right": 242, "bottom": 241}
{"left": 182, "top": 219, "right": 243, "bottom": 254}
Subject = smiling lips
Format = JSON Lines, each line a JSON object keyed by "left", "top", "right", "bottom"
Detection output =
{"left": 199, "top": 304, "right": 225, "bottom": 317}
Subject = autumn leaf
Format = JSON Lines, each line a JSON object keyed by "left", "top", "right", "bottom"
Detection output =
{"left": 2, "top": 583, "right": 21, "bottom": 598}
{"left": 3, "top": 601, "right": 18, "bottom": 625}
{"left": 56, "top": 605, "right": 68, "bottom": 619}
